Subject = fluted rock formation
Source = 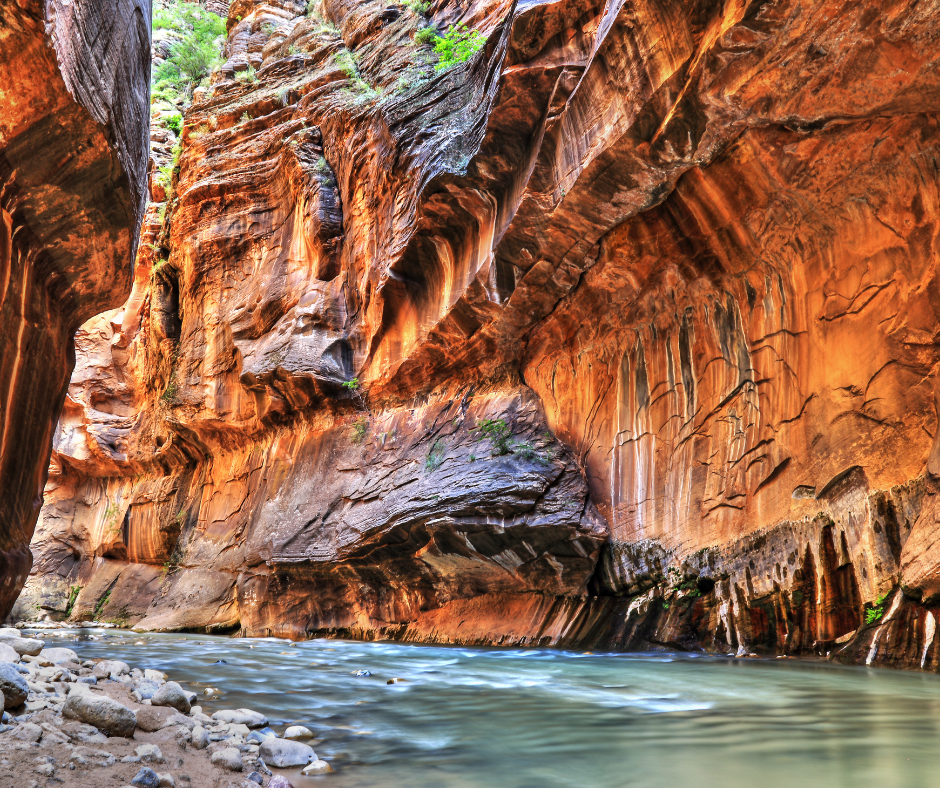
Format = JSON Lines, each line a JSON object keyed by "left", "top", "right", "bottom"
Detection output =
{"left": 0, "top": 0, "right": 150, "bottom": 617}
{"left": 16, "top": 0, "right": 940, "bottom": 667}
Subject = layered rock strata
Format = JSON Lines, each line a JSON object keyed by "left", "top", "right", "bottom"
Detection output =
{"left": 15, "top": 0, "right": 940, "bottom": 668}
{"left": 0, "top": 0, "right": 150, "bottom": 617}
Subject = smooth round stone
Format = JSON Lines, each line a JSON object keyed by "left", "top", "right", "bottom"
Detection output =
{"left": 0, "top": 644, "right": 18, "bottom": 663}
{"left": 210, "top": 747, "right": 243, "bottom": 772}
{"left": 190, "top": 725, "right": 209, "bottom": 749}
{"left": 284, "top": 725, "right": 313, "bottom": 740}
{"left": 151, "top": 681, "right": 191, "bottom": 713}
{"left": 0, "top": 662, "right": 29, "bottom": 708}
{"left": 259, "top": 737, "right": 316, "bottom": 768}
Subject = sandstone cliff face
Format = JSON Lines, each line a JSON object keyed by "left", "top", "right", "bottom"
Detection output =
{"left": 0, "top": 0, "right": 150, "bottom": 617}
{"left": 17, "top": 0, "right": 940, "bottom": 667}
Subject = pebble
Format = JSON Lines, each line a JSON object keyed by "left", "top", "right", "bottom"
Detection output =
{"left": 136, "top": 743, "right": 165, "bottom": 763}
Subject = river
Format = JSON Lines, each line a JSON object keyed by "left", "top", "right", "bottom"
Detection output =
{"left": 30, "top": 628, "right": 940, "bottom": 788}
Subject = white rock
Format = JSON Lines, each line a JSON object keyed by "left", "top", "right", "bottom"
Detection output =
{"left": 135, "top": 743, "right": 165, "bottom": 763}
{"left": 258, "top": 737, "right": 316, "bottom": 768}
{"left": 0, "top": 628, "right": 20, "bottom": 638}
{"left": 302, "top": 760, "right": 333, "bottom": 775}
{"left": 210, "top": 708, "right": 267, "bottom": 728}
{"left": 0, "top": 644, "right": 20, "bottom": 663}
{"left": 210, "top": 747, "right": 243, "bottom": 772}
{"left": 92, "top": 660, "right": 130, "bottom": 680}
{"left": 144, "top": 669, "right": 167, "bottom": 683}
{"left": 284, "top": 725, "right": 313, "bottom": 740}
{"left": 40, "top": 647, "right": 79, "bottom": 664}
{"left": 190, "top": 725, "right": 209, "bottom": 749}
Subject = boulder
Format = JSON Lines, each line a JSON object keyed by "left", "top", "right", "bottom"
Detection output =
{"left": 259, "top": 737, "right": 317, "bottom": 767}
{"left": 0, "top": 628, "right": 19, "bottom": 638}
{"left": 11, "top": 721, "right": 43, "bottom": 741}
{"left": 63, "top": 690, "right": 137, "bottom": 737}
{"left": 0, "top": 662, "right": 29, "bottom": 708}
{"left": 0, "top": 644, "right": 19, "bottom": 663}
{"left": 151, "top": 681, "right": 190, "bottom": 713}
{"left": 136, "top": 705, "right": 195, "bottom": 732}
{"left": 211, "top": 708, "right": 267, "bottom": 728}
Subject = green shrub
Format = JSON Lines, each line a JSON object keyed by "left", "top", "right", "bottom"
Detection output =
{"left": 165, "top": 113, "right": 182, "bottom": 135}
{"left": 865, "top": 591, "right": 892, "bottom": 625}
{"left": 405, "top": 0, "right": 430, "bottom": 14}
{"left": 237, "top": 65, "right": 258, "bottom": 84}
{"left": 414, "top": 25, "right": 437, "bottom": 46}
{"left": 65, "top": 585, "right": 83, "bottom": 617}
{"left": 351, "top": 416, "right": 368, "bottom": 444}
{"left": 474, "top": 418, "right": 512, "bottom": 456}
{"left": 434, "top": 22, "right": 486, "bottom": 70}
{"left": 153, "top": 0, "right": 226, "bottom": 96}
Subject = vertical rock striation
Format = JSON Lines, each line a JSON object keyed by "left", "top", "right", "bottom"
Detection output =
{"left": 16, "top": 0, "right": 940, "bottom": 667}
{"left": 0, "top": 0, "right": 151, "bottom": 616}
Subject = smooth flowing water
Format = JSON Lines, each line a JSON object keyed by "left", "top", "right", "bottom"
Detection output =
{"left": 33, "top": 629, "right": 940, "bottom": 788}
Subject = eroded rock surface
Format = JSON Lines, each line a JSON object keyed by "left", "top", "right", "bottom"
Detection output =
{"left": 0, "top": 0, "right": 151, "bottom": 617}
{"left": 15, "top": 0, "right": 940, "bottom": 666}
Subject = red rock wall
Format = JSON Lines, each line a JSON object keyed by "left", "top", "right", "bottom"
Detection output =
{"left": 16, "top": 0, "right": 940, "bottom": 667}
{"left": 0, "top": 0, "right": 151, "bottom": 617}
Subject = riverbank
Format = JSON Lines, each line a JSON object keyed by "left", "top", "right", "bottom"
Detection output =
{"left": 0, "top": 626, "right": 326, "bottom": 788}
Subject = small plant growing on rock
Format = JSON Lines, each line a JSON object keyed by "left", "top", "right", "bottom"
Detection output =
{"left": 425, "top": 438, "right": 446, "bottom": 471}
{"left": 405, "top": 0, "right": 430, "bottom": 14}
{"left": 865, "top": 590, "right": 892, "bottom": 625}
{"left": 351, "top": 416, "right": 369, "bottom": 444}
{"left": 240, "top": 111, "right": 252, "bottom": 123}
{"left": 65, "top": 585, "right": 82, "bottom": 617}
{"left": 237, "top": 65, "right": 258, "bottom": 84}
{"left": 93, "top": 589, "right": 112, "bottom": 619}
{"left": 277, "top": 85, "right": 290, "bottom": 106}
{"left": 434, "top": 22, "right": 486, "bottom": 70}
{"left": 414, "top": 25, "right": 437, "bottom": 46}
{"left": 165, "top": 113, "right": 183, "bottom": 135}
{"left": 473, "top": 418, "right": 512, "bottom": 456}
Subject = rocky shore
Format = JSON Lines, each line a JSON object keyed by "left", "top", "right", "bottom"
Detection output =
{"left": 0, "top": 627, "right": 330, "bottom": 787}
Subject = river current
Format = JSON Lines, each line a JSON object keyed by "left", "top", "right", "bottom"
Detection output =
{"left": 31, "top": 628, "right": 940, "bottom": 788}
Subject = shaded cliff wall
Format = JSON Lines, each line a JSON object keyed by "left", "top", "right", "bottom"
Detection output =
{"left": 16, "top": 0, "right": 940, "bottom": 667}
{"left": 0, "top": 0, "right": 151, "bottom": 616}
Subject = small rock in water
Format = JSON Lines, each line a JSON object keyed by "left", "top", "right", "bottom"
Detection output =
{"left": 144, "top": 669, "right": 167, "bottom": 683}
{"left": 386, "top": 677, "right": 407, "bottom": 684}
{"left": 246, "top": 729, "right": 275, "bottom": 744}
{"left": 283, "top": 725, "right": 313, "bottom": 740}
{"left": 212, "top": 659, "right": 227, "bottom": 664}
{"left": 352, "top": 670, "right": 371, "bottom": 677}
{"left": 258, "top": 738, "right": 317, "bottom": 767}
{"left": 302, "top": 760, "right": 333, "bottom": 775}
{"left": 210, "top": 747, "right": 244, "bottom": 772}
{"left": 211, "top": 708, "right": 268, "bottom": 728}
{"left": 131, "top": 768, "right": 161, "bottom": 788}
{"left": 151, "top": 681, "right": 191, "bottom": 713}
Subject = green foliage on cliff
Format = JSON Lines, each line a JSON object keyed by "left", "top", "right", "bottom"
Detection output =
{"left": 151, "top": 0, "right": 226, "bottom": 120}
{"left": 433, "top": 22, "right": 486, "bottom": 70}
{"left": 865, "top": 590, "right": 892, "bottom": 625}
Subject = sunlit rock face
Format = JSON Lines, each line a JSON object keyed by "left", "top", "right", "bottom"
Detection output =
{"left": 16, "top": 0, "right": 940, "bottom": 665}
{"left": 0, "top": 0, "right": 150, "bottom": 618}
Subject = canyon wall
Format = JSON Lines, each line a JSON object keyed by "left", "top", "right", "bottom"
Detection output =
{"left": 0, "top": 0, "right": 151, "bottom": 617}
{"left": 14, "top": 0, "right": 940, "bottom": 668}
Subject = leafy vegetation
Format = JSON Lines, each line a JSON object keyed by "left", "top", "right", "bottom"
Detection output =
{"left": 865, "top": 590, "right": 892, "bottom": 625}
{"left": 473, "top": 418, "right": 512, "bottom": 455}
{"left": 65, "top": 585, "right": 83, "bottom": 618}
{"left": 351, "top": 416, "right": 369, "bottom": 444}
{"left": 93, "top": 589, "right": 112, "bottom": 619}
{"left": 433, "top": 22, "right": 486, "bottom": 70}
{"left": 404, "top": 0, "right": 430, "bottom": 14}
{"left": 152, "top": 0, "right": 226, "bottom": 105}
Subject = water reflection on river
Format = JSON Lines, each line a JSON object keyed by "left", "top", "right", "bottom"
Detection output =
{"left": 33, "top": 629, "right": 940, "bottom": 788}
